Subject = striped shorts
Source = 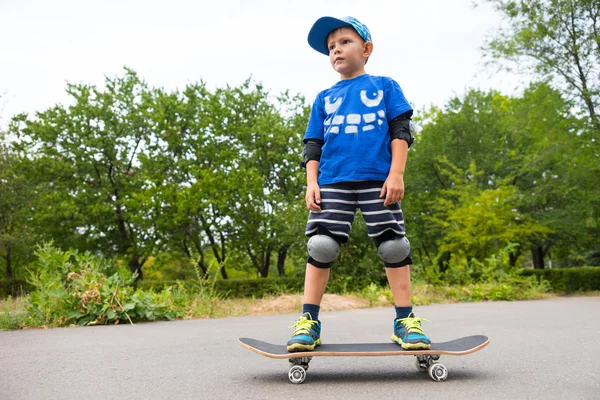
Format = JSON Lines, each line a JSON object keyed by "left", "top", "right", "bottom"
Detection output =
{"left": 305, "top": 181, "right": 407, "bottom": 244}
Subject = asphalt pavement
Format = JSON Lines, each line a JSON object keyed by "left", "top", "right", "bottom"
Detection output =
{"left": 1, "top": 296, "right": 599, "bottom": 399}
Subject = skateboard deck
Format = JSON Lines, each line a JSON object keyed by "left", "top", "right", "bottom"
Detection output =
{"left": 239, "top": 335, "right": 489, "bottom": 383}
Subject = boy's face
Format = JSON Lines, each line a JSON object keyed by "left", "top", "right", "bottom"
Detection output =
{"left": 326, "top": 27, "right": 373, "bottom": 80}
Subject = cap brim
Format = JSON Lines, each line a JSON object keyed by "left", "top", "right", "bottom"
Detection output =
{"left": 307, "top": 16, "right": 351, "bottom": 56}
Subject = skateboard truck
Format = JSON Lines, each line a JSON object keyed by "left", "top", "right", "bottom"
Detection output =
{"left": 288, "top": 357, "right": 312, "bottom": 384}
{"left": 415, "top": 354, "right": 448, "bottom": 382}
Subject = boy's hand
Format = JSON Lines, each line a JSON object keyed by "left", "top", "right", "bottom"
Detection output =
{"left": 305, "top": 182, "right": 322, "bottom": 212}
{"left": 380, "top": 173, "right": 404, "bottom": 206}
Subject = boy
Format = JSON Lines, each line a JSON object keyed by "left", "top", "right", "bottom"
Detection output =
{"left": 287, "top": 16, "right": 431, "bottom": 352}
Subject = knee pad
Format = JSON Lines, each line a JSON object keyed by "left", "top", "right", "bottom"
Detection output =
{"left": 377, "top": 236, "right": 411, "bottom": 265}
{"left": 307, "top": 235, "right": 340, "bottom": 267}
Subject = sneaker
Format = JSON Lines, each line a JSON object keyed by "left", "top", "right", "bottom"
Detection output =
{"left": 392, "top": 312, "right": 431, "bottom": 350}
{"left": 287, "top": 312, "right": 322, "bottom": 352}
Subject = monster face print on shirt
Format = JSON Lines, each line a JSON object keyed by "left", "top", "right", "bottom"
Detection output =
{"left": 323, "top": 89, "right": 385, "bottom": 135}
{"left": 304, "top": 74, "right": 413, "bottom": 185}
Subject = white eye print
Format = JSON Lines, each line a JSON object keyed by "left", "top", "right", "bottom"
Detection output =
{"left": 360, "top": 90, "right": 384, "bottom": 107}
{"left": 324, "top": 96, "right": 343, "bottom": 114}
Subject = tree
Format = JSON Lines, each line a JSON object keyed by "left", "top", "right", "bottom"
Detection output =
{"left": 406, "top": 83, "right": 595, "bottom": 269}
{"left": 484, "top": 0, "right": 600, "bottom": 136}
{"left": 0, "top": 132, "right": 36, "bottom": 279}
{"left": 426, "top": 160, "right": 550, "bottom": 271}
{"left": 10, "top": 69, "right": 154, "bottom": 278}
{"left": 137, "top": 80, "right": 309, "bottom": 279}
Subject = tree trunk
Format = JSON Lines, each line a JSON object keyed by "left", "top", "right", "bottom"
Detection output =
{"left": 532, "top": 246, "right": 545, "bottom": 269}
{"left": 258, "top": 250, "right": 271, "bottom": 278}
{"left": 199, "top": 215, "right": 228, "bottom": 279}
{"left": 277, "top": 245, "right": 288, "bottom": 277}
{"left": 247, "top": 245, "right": 270, "bottom": 278}
{"left": 509, "top": 247, "right": 520, "bottom": 268}
{"left": 219, "top": 231, "right": 228, "bottom": 279}
{"left": 5, "top": 247, "right": 12, "bottom": 280}
{"left": 128, "top": 254, "right": 145, "bottom": 280}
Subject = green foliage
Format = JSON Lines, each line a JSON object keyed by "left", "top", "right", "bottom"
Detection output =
{"left": 0, "top": 279, "right": 33, "bottom": 298}
{"left": 26, "top": 244, "right": 187, "bottom": 327}
{"left": 520, "top": 267, "right": 600, "bottom": 293}
{"left": 3, "top": 65, "right": 598, "bottom": 290}
{"left": 361, "top": 282, "right": 385, "bottom": 307}
{"left": 139, "top": 277, "right": 305, "bottom": 299}
{"left": 483, "top": 0, "right": 600, "bottom": 135}
{"left": 0, "top": 297, "right": 29, "bottom": 330}
{"left": 406, "top": 83, "right": 597, "bottom": 271}
{"left": 426, "top": 160, "right": 550, "bottom": 266}
{"left": 0, "top": 131, "right": 37, "bottom": 280}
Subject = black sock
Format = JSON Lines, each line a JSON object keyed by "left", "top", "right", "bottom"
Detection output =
{"left": 395, "top": 306, "right": 413, "bottom": 320}
{"left": 302, "top": 304, "right": 320, "bottom": 321}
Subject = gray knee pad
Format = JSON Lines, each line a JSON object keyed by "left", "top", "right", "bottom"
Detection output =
{"left": 377, "top": 236, "right": 411, "bottom": 264}
{"left": 307, "top": 235, "right": 340, "bottom": 264}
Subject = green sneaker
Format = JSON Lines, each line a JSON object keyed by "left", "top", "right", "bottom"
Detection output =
{"left": 392, "top": 312, "right": 431, "bottom": 350}
{"left": 287, "top": 312, "right": 322, "bottom": 352}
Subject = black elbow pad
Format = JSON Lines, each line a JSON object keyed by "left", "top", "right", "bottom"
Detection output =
{"left": 389, "top": 112, "right": 415, "bottom": 148}
{"left": 301, "top": 139, "right": 324, "bottom": 168}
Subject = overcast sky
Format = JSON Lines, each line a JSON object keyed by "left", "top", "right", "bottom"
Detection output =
{"left": 0, "top": 0, "right": 526, "bottom": 126}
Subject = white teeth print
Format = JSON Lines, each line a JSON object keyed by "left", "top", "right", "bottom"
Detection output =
{"left": 346, "top": 114, "right": 361, "bottom": 124}
{"left": 363, "top": 125, "right": 375, "bottom": 131}
{"left": 324, "top": 96, "right": 343, "bottom": 114}
{"left": 360, "top": 90, "right": 383, "bottom": 107}
{"left": 377, "top": 110, "right": 385, "bottom": 118}
{"left": 332, "top": 115, "right": 345, "bottom": 125}
{"left": 345, "top": 126, "right": 358, "bottom": 134}
{"left": 363, "top": 113, "right": 376, "bottom": 123}
{"left": 330, "top": 126, "right": 340, "bottom": 134}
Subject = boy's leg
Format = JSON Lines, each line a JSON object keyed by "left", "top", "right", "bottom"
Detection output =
{"left": 288, "top": 183, "right": 356, "bottom": 352}
{"left": 303, "top": 262, "right": 330, "bottom": 307}
{"left": 286, "top": 262, "right": 329, "bottom": 353}
{"left": 356, "top": 181, "right": 430, "bottom": 349}
{"left": 386, "top": 265, "right": 411, "bottom": 307}
{"left": 386, "top": 264, "right": 430, "bottom": 350}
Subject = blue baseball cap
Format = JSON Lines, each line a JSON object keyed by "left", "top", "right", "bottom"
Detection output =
{"left": 308, "top": 16, "right": 372, "bottom": 56}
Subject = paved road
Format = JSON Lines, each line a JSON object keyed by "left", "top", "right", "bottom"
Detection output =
{"left": 1, "top": 297, "right": 599, "bottom": 399}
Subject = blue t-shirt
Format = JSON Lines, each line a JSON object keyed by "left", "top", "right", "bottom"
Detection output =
{"left": 304, "top": 74, "right": 412, "bottom": 185}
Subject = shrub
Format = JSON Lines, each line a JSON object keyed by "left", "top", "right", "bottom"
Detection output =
{"left": 519, "top": 267, "right": 600, "bottom": 293}
{"left": 26, "top": 243, "right": 187, "bottom": 327}
{"left": 139, "top": 277, "right": 305, "bottom": 298}
{"left": 0, "top": 280, "right": 33, "bottom": 298}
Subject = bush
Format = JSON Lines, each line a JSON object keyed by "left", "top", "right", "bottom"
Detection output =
{"left": 139, "top": 277, "right": 305, "bottom": 298}
{"left": 26, "top": 243, "right": 188, "bottom": 327}
{"left": 0, "top": 280, "right": 33, "bottom": 298}
{"left": 519, "top": 267, "right": 600, "bottom": 293}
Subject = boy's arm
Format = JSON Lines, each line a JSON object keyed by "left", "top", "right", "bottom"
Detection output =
{"left": 305, "top": 160, "right": 321, "bottom": 211}
{"left": 380, "top": 139, "right": 408, "bottom": 206}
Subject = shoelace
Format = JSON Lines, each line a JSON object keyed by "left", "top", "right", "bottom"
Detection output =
{"left": 398, "top": 316, "right": 430, "bottom": 335}
{"left": 289, "top": 316, "right": 318, "bottom": 336}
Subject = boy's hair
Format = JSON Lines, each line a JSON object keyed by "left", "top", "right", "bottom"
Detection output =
{"left": 308, "top": 16, "right": 372, "bottom": 56}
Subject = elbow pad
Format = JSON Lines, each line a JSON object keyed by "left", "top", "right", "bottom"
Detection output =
{"left": 389, "top": 112, "right": 415, "bottom": 148}
{"left": 301, "top": 139, "right": 324, "bottom": 168}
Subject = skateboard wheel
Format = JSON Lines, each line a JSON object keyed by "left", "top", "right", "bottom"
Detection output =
{"left": 428, "top": 363, "right": 448, "bottom": 382}
{"left": 289, "top": 365, "right": 307, "bottom": 384}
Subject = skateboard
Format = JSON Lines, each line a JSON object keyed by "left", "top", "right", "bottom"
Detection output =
{"left": 239, "top": 335, "right": 489, "bottom": 383}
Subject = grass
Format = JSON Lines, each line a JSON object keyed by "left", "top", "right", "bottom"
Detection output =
{"left": 0, "top": 281, "right": 564, "bottom": 330}
{"left": 0, "top": 297, "right": 31, "bottom": 330}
